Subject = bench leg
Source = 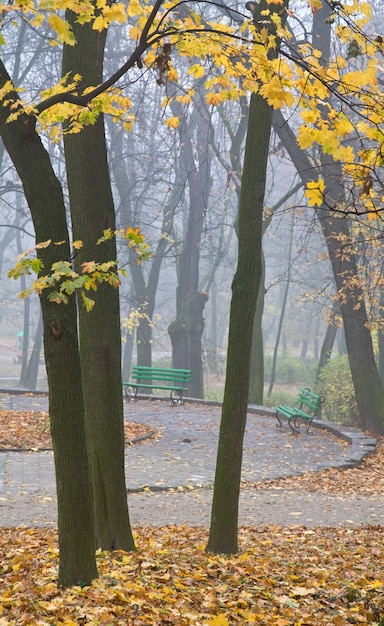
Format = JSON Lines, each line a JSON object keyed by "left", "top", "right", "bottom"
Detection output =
{"left": 124, "top": 385, "right": 138, "bottom": 402}
{"left": 170, "top": 390, "right": 183, "bottom": 406}
{"left": 288, "top": 418, "right": 300, "bottom": 434}
{"left": 275, "top": 412, "right": 284, "bottom": 428}
{"left": 305, "top": 420, "right": 314, "bottom": 434}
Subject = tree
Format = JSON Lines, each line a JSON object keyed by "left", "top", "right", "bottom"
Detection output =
{"left": 62, "top": 9, "right": 135, "bottom": 551}
{"left": 168, "top": 88, "right": 213, "bottom": 398}
{"left": 206, "top": 0, "right": 289, "bottom": 554}
{"left": 271, "top": 0, "right": 384, "bottom": 433}
{"left": 0, "top": 64, "right": 97, "bottom": 586}
{"left": 0, "top": 0, "right": 252, "bottom": 582}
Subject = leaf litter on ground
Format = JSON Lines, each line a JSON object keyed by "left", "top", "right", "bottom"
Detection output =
{"left": 0, "top": 412, "right": 383, "bottom": 623}
{"left": 0, "top": 524, "right": 382, "bottom": 625}
{"left": 246, "top": 437, "right": 384, "bottom": 497}
{"left": 0, "top": 410, "right": 157, "bottom": 450}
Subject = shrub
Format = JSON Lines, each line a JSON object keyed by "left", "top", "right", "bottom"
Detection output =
{"left": 318, "top": 355, "right": 360, "bottom": 426}
{"left": 264, "top": 353, "right": 317, "bottom": 385}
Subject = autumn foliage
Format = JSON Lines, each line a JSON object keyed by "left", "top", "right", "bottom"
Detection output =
{"left": 0, "top": 525, "right": 382, "bottom": 624}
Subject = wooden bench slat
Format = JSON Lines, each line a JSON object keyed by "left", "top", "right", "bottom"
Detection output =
{"left": 123, "top": 366, "right": 191, "bottom": 405}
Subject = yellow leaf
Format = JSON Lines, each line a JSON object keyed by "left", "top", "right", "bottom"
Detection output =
{"left": 165, "top": 116, "right": 180, "bottom": 129}
{"left": 205, "top": 616, "right": 229, "bottom": 626}
{"left": 188, "top": 64, "right": 205, "bottom": 78}
{"left": 48, "top": 15, "right": 76, "bottom": 45}
{"left": 167, "top": 66, "right": 179, "bottom": 83}
{"left": 80, "top": 292, "right": 95, "bottom": 311}
{"left": 127, "top": 0, "right": 142, "bottom": 17}
{"left": 305, "top": 178, "right": 325, "bottom": 207}
{"left": 129, "top": 24, "right": 141, "bottom": 40}
{"left": 103, "top": 2, "right": 127, "bottom": 24}
{"left": 72, "top": 240, "right": 83, "bottom": 250}
{"left": 205, "top": 92, "right": 222, "bottom": 106}
{"left": 92, "top": 14, "right": 108, "bottom": 31}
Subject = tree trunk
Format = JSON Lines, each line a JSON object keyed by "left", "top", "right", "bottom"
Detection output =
{"left": 23, "top": 310, "right": 43, "bottom": 390}
{"left": 16, "top": 227, "right": 30, "bottom": 386}
{"left": 62, "top": 14, "right": 135, "bottom": 550}
{"left": 0, "top": 62, "right": 97, "bottom": 586}
{"left": 122, "top": 317, "right": 135, "bottom": 382}
{"left": 248, "top": 254, "right": 265, "bottom": 404}
{"left": 273, "top": 108, "right": 384, "bottom": 433}
{"left": 268, "top": 216, "right": 294, "bottom": 397}
{"left": 378, "top": 288, "right": 384, "bottom": 384}
{"left": 206, "top": 0, "right": 289, "bottom": 553}
{"left": 315, "top": 300, "right": 339, "bottom": 382}
{"left": 109, "top": 123, "right": 182, "bottom": 369}
{"left": 206, "top": 91, "right": 271, "bottom": 553}
{"left": 168, "top": 94, "right": 212, "bottom": 398}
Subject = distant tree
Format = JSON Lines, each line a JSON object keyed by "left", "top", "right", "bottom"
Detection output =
{"left": 168, "top": 89, "right": 213, "bottom": 398}
{"left": 273, "top": 1, "right": 384, "bottom": 433}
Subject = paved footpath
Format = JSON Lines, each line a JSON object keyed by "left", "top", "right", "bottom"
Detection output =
{"left": 0, "top": 393, "right": 382, "bottom": 528}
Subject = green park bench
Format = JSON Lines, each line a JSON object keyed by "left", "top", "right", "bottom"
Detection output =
{"left": 123, "top": 365, "right": 191, "bottom": 405}
{"left": 275, "top": 387, "right": 325, "bottom": 434}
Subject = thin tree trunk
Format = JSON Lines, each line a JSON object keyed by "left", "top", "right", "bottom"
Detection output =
{"left": 378, "top": 288, "right": 384, "bottom": 384}
{"left": 274, "top": 105, "right": 384, "bottom": 434}
{"left": 315, "top": 300, "right": 339, "bottom": 382}
{"left": 206, "top": 99, "right": 271, "bottom": 552}
{"left": 168, "top": 93, "right": 212, "bottom": 398}
{"left": 206, "top": 0, "right": 289, "bottom": 554}
{"left": 23, "top": 310, "right": 43, "bottom": 390}
{"left": 16, "top": 227, "right": 30, "bottom": 386}
{"left": 248, "top": 183, "right": 302, "bottom": 405}
{"left": 268, "top": 215, "right": 294, "bottom": 396}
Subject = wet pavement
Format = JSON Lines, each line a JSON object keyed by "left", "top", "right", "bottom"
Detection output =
{"left": 0, "top": 393, "right": 381, "bottom": 528}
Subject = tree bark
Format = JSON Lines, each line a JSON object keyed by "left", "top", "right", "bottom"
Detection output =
{"left": 206, "top": 0, "right": 289, "bottom": 553}
{"left": 0, "top": 62, "right": 97, "bottom": 586}
{"left": 248, "top": 254, "right": 265, "bottom": 404}
{"left": 315, "top": 300, "right": 339, "bottom": 382}
{"left": 206, "top": 91, "right": 271, "bottom": 553}
{"left": 268, "top": 216, "right": 294, "bottom": 396}
{"left": 62, "top": 14, "right": 135, "bottom": 550}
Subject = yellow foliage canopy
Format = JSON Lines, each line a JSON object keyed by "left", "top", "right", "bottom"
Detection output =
{"left": 0, "top": 0, "right": 382, "bottom": 218}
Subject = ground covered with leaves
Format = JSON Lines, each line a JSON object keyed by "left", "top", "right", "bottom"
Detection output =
{"left": 255, "top": 438, "right": 384, "bottom": 497}
{"left": 0, "top": 525, "right": 382, "bottom": 625}
{"left": 0, "top": 410, "right": 155, "bottom": 450}
{"left": 0, "top": 412, "right": 383, "bottom": 624}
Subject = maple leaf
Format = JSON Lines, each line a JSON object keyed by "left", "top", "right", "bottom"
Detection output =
{"left": 205, "top": 92, "right": 223, "bottom": 106}
{"left": 305, "top": 178, "right": 325, "bottom": 207}
{"left": 165, "top": 116, "right": 180, "bottom": 129}
{"left": 81, "top": 260, "right": 97, "bottom": 274}
{"left": 189, "top": 64, "right": 206, "bottom": 78}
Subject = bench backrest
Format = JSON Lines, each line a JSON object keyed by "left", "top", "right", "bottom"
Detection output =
{"left": 298, "top": 387, "right": 325, "bottom": 414}
{"left": 131, "top": 366, "right": 191, "bottom": 387}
